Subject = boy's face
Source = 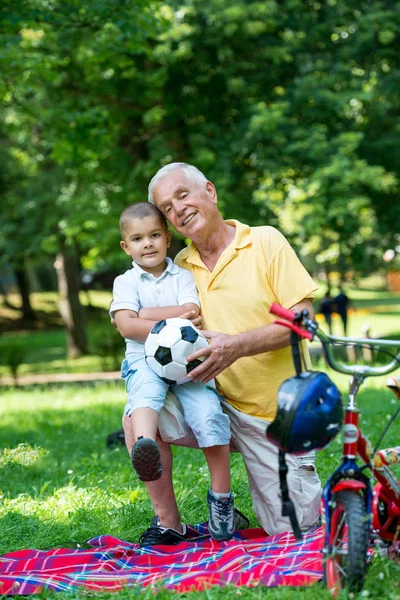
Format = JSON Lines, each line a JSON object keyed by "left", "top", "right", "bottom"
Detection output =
{"left": 120, "top": 215, "right": 171, "bottom": 274}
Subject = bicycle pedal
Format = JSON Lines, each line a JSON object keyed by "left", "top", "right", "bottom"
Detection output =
{"left": 372, "top": 536, "right": 390, "bottom": 558}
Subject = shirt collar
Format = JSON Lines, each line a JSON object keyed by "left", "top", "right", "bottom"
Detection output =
{"left": 132, "top": 256, "right": 179, "bottom": 278}
{"left": 179, "top": 219, "right": 252, "bottom": 266}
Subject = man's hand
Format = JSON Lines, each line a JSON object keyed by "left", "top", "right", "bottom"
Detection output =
{"left": 184, "top": 299, "right": 315, "bottom": 384}
{"left": 185, "top": 330, "right": 239, "bottom": 383}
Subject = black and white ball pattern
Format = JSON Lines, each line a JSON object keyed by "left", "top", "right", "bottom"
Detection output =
{"left": 145, "top": 317, "right": 208, "bottom": 384}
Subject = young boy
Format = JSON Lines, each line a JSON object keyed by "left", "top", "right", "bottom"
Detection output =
{"left": 110, "top": 202, "right": 235, "bottom": 542}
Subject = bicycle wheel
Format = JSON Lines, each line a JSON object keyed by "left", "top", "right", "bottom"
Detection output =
{"left": 324, "top": 489, "right": 369, "bottom": 595}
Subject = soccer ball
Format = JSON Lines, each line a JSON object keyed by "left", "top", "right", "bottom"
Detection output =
{"left": 145, "top": 318, "right": 208, "bottom": 384}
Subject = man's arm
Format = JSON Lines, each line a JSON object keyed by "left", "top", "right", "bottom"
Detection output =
{"left": 186, "top": 299, "right": 314, "bottom": 384}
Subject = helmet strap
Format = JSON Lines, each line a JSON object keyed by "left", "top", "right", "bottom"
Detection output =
{"left": 278, "top": 450, "right": 303, "bottom": 540}
{"left": 291, "top": 330, "right": 304, "bottom": 376}
{"left": 275, "top": 333, "right": 305, "bottom": 540}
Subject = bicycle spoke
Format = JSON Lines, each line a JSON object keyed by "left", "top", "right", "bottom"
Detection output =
{"left": 333, "top": 561, "right": 347, "bottom": 578}
{"left": 331, "top": 513, "right": 346, "bottom": 546}
{"left": 324, "top": 491, "right": 368, "bottom": 594}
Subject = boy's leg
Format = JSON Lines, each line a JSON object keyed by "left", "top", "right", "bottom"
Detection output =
{"left": 129, "top": 400, "right": 162, "bottom": 483}
{"left": 123, "top": 385, "right": 200, "bottom": 533}
{"left": 123, "top": 414, "right": 185, "bottom": 534}
{"left": 172, "top": 382, "right": 235, "bottom": 541}
{"left": 123, "top": 394, "right": 249, "bottom": 543}
{"left": 202, "top": 444, "right": 230, "bottom": 493}
{"left": 131, "top": 407, "right": 158, "bottom": 439}
{"left": 170, "top": 382, "right": 231, "bottom": 450}
{"left": 203, "top": 443, "right": 235, "bottom": 542}
{"left": 123, "top": 359, "right": 167, "bottom": 483}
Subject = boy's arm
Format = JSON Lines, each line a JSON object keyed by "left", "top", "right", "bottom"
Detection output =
{"left": 113, "top": 309, "right": 156, "bottom": 342}
{"left": 138, "top": 303, "right": 200, "bottom": 321}
{"left": 114, "top": 304, "right": 200, "bottom": 341}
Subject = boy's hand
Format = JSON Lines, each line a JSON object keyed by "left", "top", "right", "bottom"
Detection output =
{"left": 109, "top": 299, "right": 117, "bottom": 329}
{"left": 179, "top": 310, "right": 202, "bottom": 329}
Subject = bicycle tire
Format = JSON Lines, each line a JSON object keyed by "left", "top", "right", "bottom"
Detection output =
{"left": 324, "top": 489, "right": 369, "bottom": 595}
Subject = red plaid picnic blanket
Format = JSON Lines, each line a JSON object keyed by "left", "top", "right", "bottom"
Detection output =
{"left": 0, "top": 524, "right": 324, "bottom": 595}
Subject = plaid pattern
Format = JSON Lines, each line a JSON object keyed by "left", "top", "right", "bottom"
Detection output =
{"left": 0, "top": 524, "right": 324, "bottom": 595}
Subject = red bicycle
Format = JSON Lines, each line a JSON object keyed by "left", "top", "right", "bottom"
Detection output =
{"left": 270, "top": 303, "right": 400, "bottom": 596}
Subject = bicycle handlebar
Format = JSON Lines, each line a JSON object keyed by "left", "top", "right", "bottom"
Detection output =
{"left": 270, "top": 303, "right": 400, "bottom": 378}
{"left": 270, "top": 304, "right": 296, "bottom": 322}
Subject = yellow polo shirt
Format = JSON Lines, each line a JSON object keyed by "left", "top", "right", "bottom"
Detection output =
{"left": 175, "top": 220, "right": 318, "bottom": 421}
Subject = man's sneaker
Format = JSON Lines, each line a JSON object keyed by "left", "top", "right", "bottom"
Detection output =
{"left": 233, "top": 508, "right": 250, "bottom": 531}
{"left": 131, "top": 437, "right": 162, "bottom": 482}
{"left": 139, "top": 516, "right": 188, "bottom": 547}
{"left": 207, "top": 489, "right": 235, "bottom": 541}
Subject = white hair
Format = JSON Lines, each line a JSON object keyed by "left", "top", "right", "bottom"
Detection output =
{"left": 148, "top": 162, "right": 208, "bottom": 204}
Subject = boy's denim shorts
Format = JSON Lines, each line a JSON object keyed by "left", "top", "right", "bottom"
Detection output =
{"left": 121, "top": 356, "right": 230, "bottom": 448}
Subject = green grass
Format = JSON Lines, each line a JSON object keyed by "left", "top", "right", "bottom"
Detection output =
{"left": 1, "top": 378, "right": 399, "bottom": 599}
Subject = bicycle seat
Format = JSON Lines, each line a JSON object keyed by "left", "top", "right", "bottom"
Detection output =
{"left": 386, "top": 376, "right": 400, "bottom": 400}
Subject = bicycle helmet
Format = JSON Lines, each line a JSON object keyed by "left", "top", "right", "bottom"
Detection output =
{"left": 267, "top": 371, "right": 343, "bottom": 454}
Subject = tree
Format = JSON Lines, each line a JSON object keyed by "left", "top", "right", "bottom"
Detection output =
{"left": 149, "top": 0, "right": 399, "bottom": 275}
{"left": 0, "top": 128, "right": 37, "bottom": 320}
{"left": 0, "top": 0, "right": 163, "bottom": 353}
{"left": 1, "top": 0, "right": 399, "bottom": 323}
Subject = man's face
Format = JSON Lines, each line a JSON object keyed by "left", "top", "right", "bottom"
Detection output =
{"left": 152, "top": 170, "right": 217, "bottom": 238}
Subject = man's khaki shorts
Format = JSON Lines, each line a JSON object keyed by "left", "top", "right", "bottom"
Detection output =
{"left": 127, "top": 391, "right": 322, "bottom": 536}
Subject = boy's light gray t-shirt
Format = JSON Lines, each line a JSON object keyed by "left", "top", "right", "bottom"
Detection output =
{"left": 109, "top": 257, "right": 200, "bottom": 360}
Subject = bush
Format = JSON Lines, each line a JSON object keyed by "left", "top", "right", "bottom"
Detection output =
{"left": 0, "top": 340, "right": 26, "bottom": 383}
{"left": 89, "top": 325, "right": 125, "bottom": 371}
{"left": 373, "top": 332, "right": 400, "bottom": 364}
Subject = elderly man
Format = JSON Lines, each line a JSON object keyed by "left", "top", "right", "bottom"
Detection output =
{"left": 122, "top": 162, "right": 321, "bottom": 545}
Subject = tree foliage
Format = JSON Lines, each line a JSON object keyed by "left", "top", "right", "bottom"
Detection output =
{"left": 1, "top": 0, "right": 399, "bottom": 293}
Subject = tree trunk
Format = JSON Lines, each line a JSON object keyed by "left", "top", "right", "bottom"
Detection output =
{"left": 167, "top": 235, "right": 186, "bottom": 259}
{"left": 0, "top": 278, "right": 17, "bottom": 309}
{"left": 15, "top": 264, "right": 36, "bottom": 321}
{"left": 54, "top": 241, "right": 88, "bottom": 358}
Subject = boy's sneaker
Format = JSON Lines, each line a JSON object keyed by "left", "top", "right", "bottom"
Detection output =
{"left": 207, "top": 489, "right": 235, "bottom": 541}
{"left": 131, "top": 437, "right": 162, "bottom": 482}
{"left": 139, "top": 516, "right": 188, "bottom": 547}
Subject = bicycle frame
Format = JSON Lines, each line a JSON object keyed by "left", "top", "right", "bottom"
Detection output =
{"left": 322, "top": 373, "right": 400, "bottom": 550}
{"left": 269, "top": 302, "right": 400, "bottom": 545}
